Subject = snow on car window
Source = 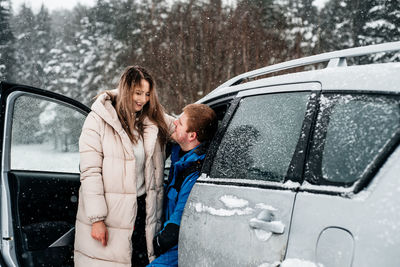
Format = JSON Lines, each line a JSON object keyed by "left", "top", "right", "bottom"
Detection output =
{"left": 11, "top": 94, "right": 86, "bottom": 173}
{"left": 308, "top": 93, "right": 400, "bottom": 185}
{"left": 210, "top": 92, "right": 310, "bottom": 182}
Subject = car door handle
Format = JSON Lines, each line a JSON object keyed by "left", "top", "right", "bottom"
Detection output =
{"left": 249, "top": 210, "right": 285, "bottom": 234}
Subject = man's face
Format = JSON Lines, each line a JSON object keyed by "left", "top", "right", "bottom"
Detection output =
{"left": 171, "top": 112, "right": 192, "bottom": 146}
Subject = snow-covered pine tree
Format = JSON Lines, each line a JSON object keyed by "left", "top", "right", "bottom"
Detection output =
{"left": 45, "top": 6, "right": 88, "bottom": 101}
{"left": 111, "top": 0, "right": 140, "bottom": 65}
{"left": 34, "top": 5, "right": 54, "bottom": 89}
{"left": 318, "top": 0, "right": 374, "bottom": 54}
{"left": 0, "top": 0, "right": 15, "bottom": 81}
{"left": 12, "top": 4, "right": 41, "bottom": 87}
{"left": 74, "top": 0, "right": 124, "bottom": 103}
{"left": 281, "top": 0, "right": 319, "bottom": 59}
{"left": 235, "top": 0, "right": 288, "bottom": 67}
{"left": 318, "top": 0, "right": 352, "bottom": 52}
{"left": 360, "top": 0, "right": 400, "bottom": 62}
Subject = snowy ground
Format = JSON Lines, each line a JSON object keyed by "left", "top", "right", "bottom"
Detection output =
{"left": 11, "top": 143, "right": 80, "bottom": 173}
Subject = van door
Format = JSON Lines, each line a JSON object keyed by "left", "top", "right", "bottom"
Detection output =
{"left": 0, "top": 82, "right": 90, "bottom": 267}
{"left": 286, "top": 92, "right": 400, "bottom": 267}
{"left": 179, "top": 83, "right": 320, "bottom": 266}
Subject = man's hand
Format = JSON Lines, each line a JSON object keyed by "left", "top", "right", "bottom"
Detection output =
{"left": 91, "top": 221, "right": 108, "bottom": 246}
{"left": 152, "top": 223, "right": 180, "bottom": 257}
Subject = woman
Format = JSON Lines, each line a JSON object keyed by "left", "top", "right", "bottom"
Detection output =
{"left": 74, "top": 66, "right": 174, "bottom": 267}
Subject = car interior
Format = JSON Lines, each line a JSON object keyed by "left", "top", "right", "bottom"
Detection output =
{"left": 8, "top": 171, "right": 79, "bottom": 266}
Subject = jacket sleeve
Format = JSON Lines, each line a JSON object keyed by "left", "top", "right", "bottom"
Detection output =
{"left": 153, "top": 223, "right": 179, "bottom": 257}
{"left": 79, "top": 112, "right": 108, "bottom": 223}
{"left": 163, "top": 113, "right": 176, "bottom": 136}
{"left": 166, "top": 171, "right": 199, "bottom": 226}
{"left": 153, "top": 171, "right": 199, "bottom": 255}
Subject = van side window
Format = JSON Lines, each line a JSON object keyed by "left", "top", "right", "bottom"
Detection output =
{"left": 305, "top": 94, "right": 400, "bottom": 186}
{"left": 210, "top": 92, "right": 310, "bottom": 182}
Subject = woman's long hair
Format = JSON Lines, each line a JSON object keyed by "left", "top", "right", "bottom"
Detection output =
{"left": 107, "top": 66, "right": 169, "bottom": 146}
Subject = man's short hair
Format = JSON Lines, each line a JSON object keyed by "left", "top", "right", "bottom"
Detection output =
{"left": 183, "top": 104, "right": 217, "bottom": 143}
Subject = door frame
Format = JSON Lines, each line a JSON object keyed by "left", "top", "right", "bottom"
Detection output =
{"left": 0, "top": 82, "right": 90, "bottom": 266}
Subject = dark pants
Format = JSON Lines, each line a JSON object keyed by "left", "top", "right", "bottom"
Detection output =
{"left": 131, "top": 194, "right": 149, "bottom": 267}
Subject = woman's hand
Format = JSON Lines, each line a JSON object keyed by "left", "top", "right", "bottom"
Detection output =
{"left": 91, "top": 221, "right": 108, "bottom": 246}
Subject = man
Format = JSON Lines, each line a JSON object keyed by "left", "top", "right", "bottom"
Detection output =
{"left": 148, "top": 104, "right": 218, "bottom": 267}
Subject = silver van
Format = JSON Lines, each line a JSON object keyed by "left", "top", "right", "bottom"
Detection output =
{"left": 178, "top": 42, "right": 400, "bottom": 267}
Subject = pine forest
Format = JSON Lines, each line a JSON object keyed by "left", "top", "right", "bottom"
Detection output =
{"left": 0, "top": 0, "right": 399, "bottom": 113}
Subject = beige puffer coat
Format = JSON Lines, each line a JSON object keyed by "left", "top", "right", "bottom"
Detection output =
{"left": 74, "top": 91, "right": 174, "bottom": 266}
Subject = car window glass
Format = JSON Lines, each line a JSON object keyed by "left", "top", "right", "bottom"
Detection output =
{"left": 10, "top": 94, "right": 86, "bottom": 173}
{"left": 210, "top": 92, "right": 310, "bottom": 182}
{"left": 306, "top": 94, "right": 400, "bottom": 185}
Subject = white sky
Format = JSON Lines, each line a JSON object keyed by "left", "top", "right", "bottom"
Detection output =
{"left": 11, "top": 0, "right": 96, "bottom": 13}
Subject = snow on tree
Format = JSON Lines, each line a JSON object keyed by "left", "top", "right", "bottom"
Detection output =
{"left": 317, "top": 0, "right": 375, "bottom": 54}
{"left": 12, "top": 4, "right": 42, "bottom": 87}
{"left": 281, "top": 0, "right": 319, "bottom": 58}
{"left": 360, "top": 0, "right": 400, "bottom": 62}
{"left": 0, "top": 0, "right": 15, "bottom": 81}
{"left": 318, "top": 0, "right": 354, "bottom": 51}
{"left": 34, "top": 5, "right": 54, "bottom": 88}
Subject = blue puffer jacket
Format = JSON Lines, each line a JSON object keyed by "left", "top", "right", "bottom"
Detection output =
{"left": 148, "top": 143, "right": 207, "bottom": 267}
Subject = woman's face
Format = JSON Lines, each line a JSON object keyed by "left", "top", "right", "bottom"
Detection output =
{"left": 132, "top": 79, "right": 150, "bottom": 112}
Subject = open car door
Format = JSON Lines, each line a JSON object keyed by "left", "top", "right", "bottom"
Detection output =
{"left": 0, "top": 82, "right": 90, "bottom": 267}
